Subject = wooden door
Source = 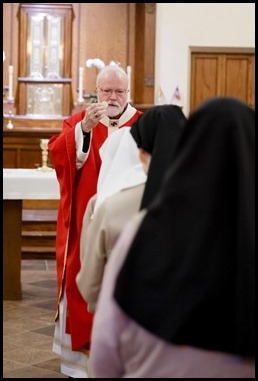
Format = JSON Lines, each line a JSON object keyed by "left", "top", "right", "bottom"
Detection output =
{"left": 190, "top": 51, "right": 255, "bottom": 112}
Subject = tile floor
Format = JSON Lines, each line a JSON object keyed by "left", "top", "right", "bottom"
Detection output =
{"left": 3, "top": 259, "right": 68, "bottom": 378}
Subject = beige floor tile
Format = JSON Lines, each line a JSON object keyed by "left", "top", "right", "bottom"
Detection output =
{"left": 3, "top": 260, "right": 68, "bottom": 379}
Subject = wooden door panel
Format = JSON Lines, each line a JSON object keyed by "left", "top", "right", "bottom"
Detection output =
{"left": 190, "top": 55, "right": 220, "bottom": 111}
{"left": 248, "top": 55, "right": 255, "bottom": 108}
{"left": 190, "top": 51, "right": 255, "bottom": 112}
{"left": 224, "top": 56, "right": 249, "bottom": 101}
{"left": 3, "top": 149, "right": 17, "bottom": 168}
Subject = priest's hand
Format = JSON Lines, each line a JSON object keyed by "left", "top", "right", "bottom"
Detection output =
{"left": 81, "top": 102, "right": 108, "bottom": 133}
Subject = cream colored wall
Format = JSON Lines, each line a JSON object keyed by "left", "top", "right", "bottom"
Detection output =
{"left": 155, "top": 3, "right": 255, "bottom": 115}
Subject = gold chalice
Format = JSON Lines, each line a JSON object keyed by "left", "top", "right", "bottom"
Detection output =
{"left": 38, "top": 139, "right": 53, "bottom": 172}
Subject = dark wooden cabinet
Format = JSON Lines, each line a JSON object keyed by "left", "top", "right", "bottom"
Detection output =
{"left": 3, "top": 126, "right": 61, "bottom": 169}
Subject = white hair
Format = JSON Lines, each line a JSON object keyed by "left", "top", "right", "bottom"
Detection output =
{"left": 96, "top": 65, "right": 128, "bottom": 87}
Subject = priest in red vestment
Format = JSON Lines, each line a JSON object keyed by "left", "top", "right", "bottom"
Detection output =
{"left": 48, "top": 65, "right": 142, "bottom": 378}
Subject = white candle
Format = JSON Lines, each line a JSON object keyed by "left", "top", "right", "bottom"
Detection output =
{"left": 78, "top": 66, "right": 84, "bottom": 103}
{"left": 7, "top": 65, "right": 14, "bottom": 101}
{"left": 126, "top": 65, "right": 132, "bottom": 102}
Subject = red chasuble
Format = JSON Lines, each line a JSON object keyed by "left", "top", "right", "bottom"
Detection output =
{"left": 48, "top": 106, "right": 142, "bottom": 349}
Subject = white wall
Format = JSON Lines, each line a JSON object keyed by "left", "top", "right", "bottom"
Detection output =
{"left": 155, "top": 3, "right": 255, "bottom": 115}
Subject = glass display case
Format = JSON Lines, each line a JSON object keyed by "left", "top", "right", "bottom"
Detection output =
{"left": 17, "top": 3, "right": 74, "bottom": 116}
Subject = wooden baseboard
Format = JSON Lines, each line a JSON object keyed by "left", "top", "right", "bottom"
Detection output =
{"left": 23, "top": 200, "right": 59, "bottom": 209}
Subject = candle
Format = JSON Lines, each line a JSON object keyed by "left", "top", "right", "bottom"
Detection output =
{"left": 78, "top": 66, "right": 84, "bottom": 103}
{"left": 7, "top": 65, "right": 14, "bottom": 101}
{"left": 126, "top": 65, "right": 132, "bottom": 102}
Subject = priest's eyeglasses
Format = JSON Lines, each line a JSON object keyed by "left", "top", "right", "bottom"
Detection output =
{"left": 97, "top": 87, "right": 128, "bottom": 97}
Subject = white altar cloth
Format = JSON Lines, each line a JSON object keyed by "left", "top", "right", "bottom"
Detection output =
{"left": 3, "top": 168, "right": 60, "bottom": 200}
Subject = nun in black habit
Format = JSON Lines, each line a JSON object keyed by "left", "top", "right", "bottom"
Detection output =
{"left": 91, "top": 97, "right": 255, "bottom": 378}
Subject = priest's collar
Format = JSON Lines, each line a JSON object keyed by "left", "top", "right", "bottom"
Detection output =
{"left": 100, "top": 103, "right": 137, "bottom": 128}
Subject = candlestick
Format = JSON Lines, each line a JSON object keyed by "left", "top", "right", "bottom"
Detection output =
{"left": 7, "top": 65, "right": 14, "bottom": 102}
{"left": 6, "top": 110, "right": 14, "bottom": 129}
{"left": 126, "top": 65, "right": 132, "bottom": 102}
{"left": 78, "top": 66, "right": 84, "bottom": 103}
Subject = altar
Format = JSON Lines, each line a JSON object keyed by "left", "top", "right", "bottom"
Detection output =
{"left": 3, "top": 168, "right": 60, "bottom": 300}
